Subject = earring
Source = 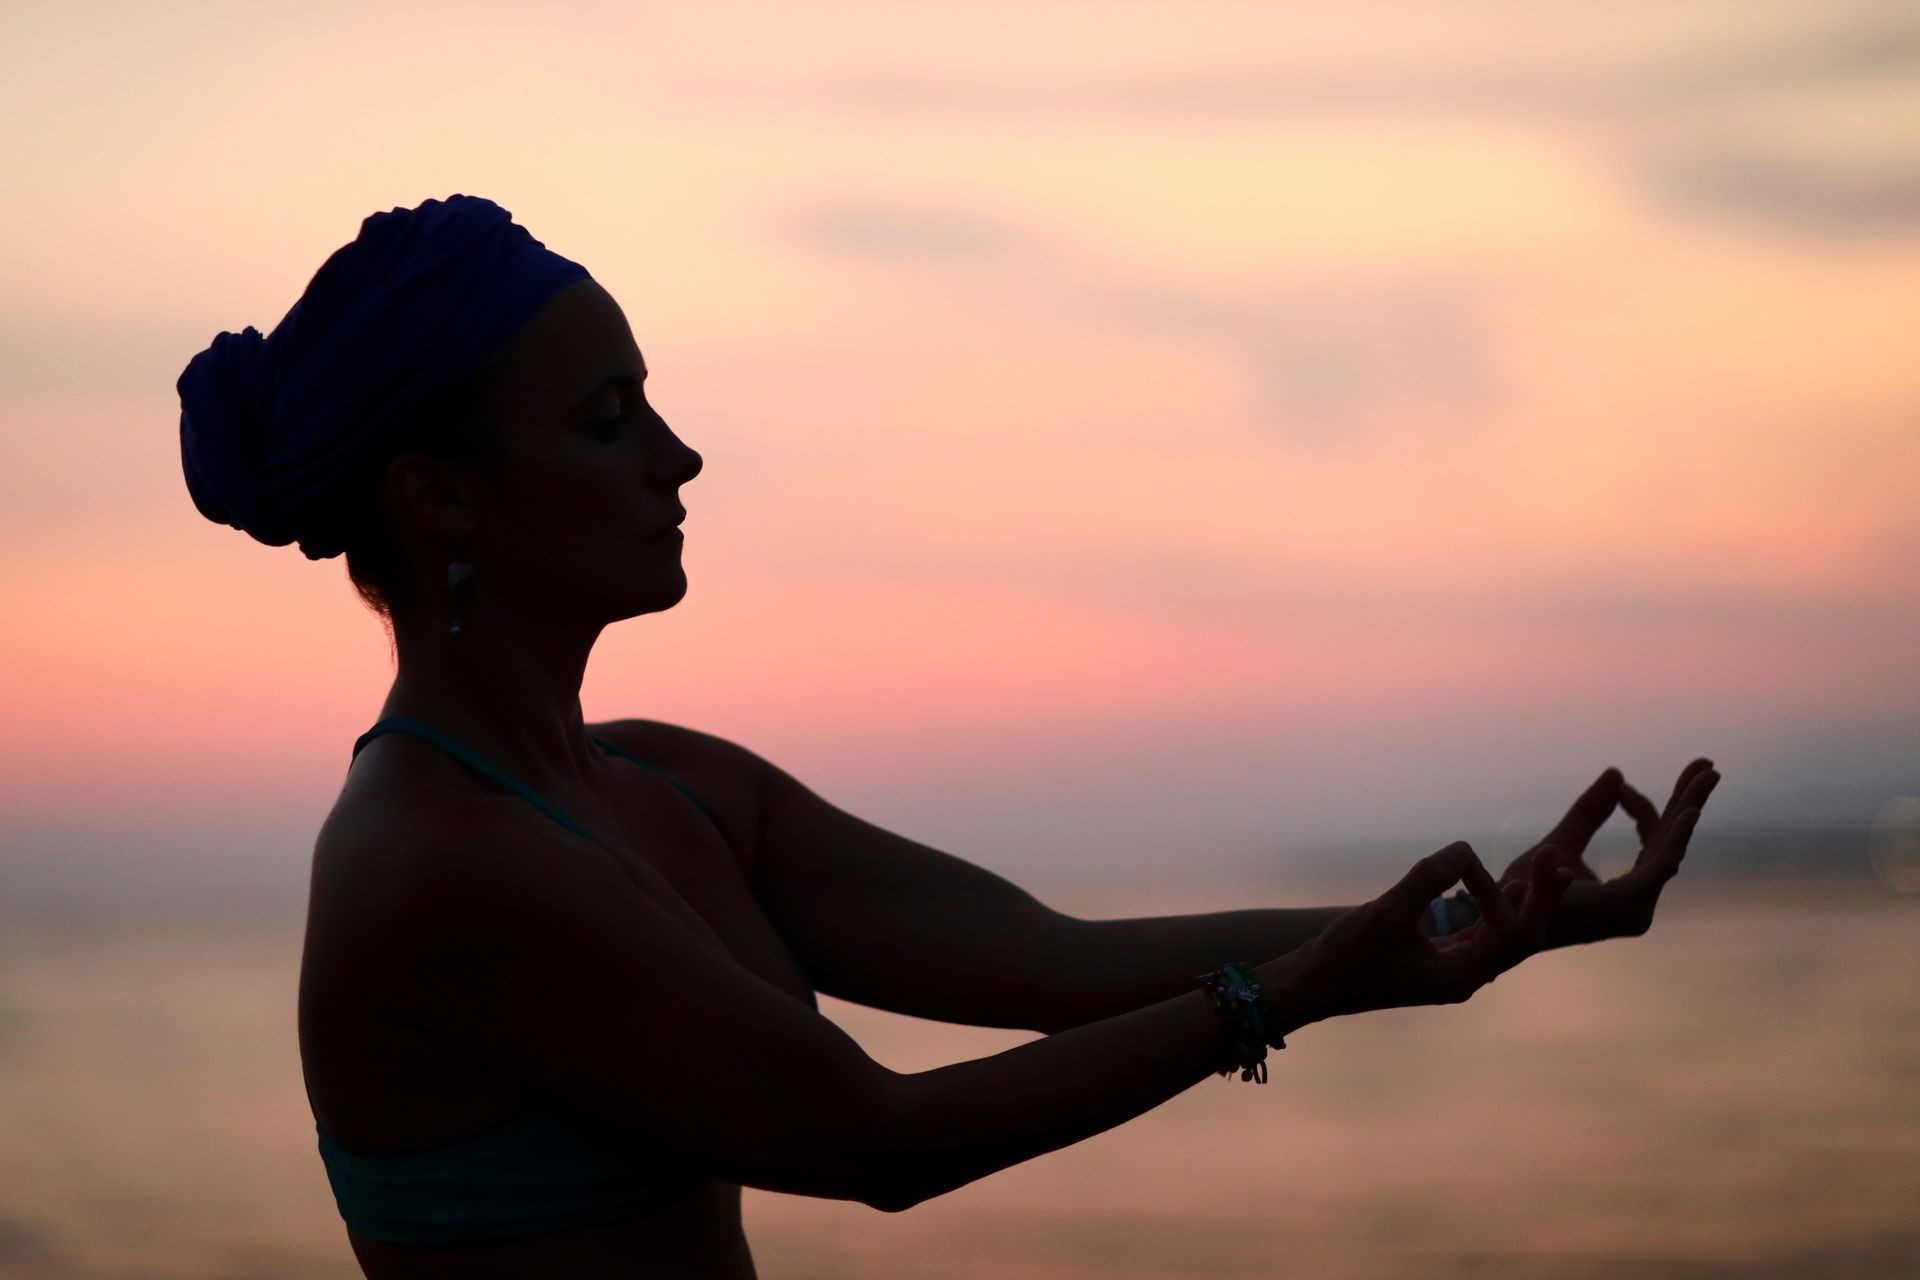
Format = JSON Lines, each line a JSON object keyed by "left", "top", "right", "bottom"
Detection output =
{"left": 447, "top": 557, "right": 475, "bottom": 635}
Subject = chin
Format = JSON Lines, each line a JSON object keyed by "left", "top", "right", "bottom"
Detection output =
{"left": 623, "top": 574, "right": 689, "bottom": 619}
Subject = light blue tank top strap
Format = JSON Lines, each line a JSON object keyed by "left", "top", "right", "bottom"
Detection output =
{"left": 353, "top": 715, "right": 598, "bottom": 842}
{"left": 586, "top": 732, "right": 716, "bottom": 825}
{"left": 353, "top": 716, "right": 713, "bottom": 827}
{"left": 349, "top": 714, "right": 819, "bottom": 1009}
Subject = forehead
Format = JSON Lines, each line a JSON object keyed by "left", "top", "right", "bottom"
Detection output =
{"left": 488, "top": 277, "right": 642, "bottom": 418}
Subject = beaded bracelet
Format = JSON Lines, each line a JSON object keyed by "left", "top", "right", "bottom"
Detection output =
{"left": 1195, "top": 961, "right": 1287, "bottom": 1084}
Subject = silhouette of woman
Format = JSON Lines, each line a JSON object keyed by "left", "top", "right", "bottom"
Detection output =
{"left": 178, "top": 194, "right": 1721, "bottom": 1279}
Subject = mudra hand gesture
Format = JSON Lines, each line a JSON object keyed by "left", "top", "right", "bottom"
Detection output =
{"left": 1487, "top": 758, "right": 1722, "bottom": 949}
{"left": 1282, "top": 840, "right": 1582, "bottom": 1022}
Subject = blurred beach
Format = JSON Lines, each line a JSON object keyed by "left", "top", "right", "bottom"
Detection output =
{"left": 0, "top": 849, "right": 1912, "bottom": 1280}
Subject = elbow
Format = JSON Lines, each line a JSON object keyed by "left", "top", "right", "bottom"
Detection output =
{"left": 864, "top": 1164, "right": 944, "bottom": 1213}
{"left": 864, "top": 1183, "right": 920, "bottom": 1214}
{"left": 1032, "top": 910, "right": 1090, "bottom": 1036}
{"left": 856, "top": 1073, "right": 944, "bottom": 1213}
{"left": 858, "top": 1151, "right": 930, "bottom": 1213}
{"left": 1028, "top": 1007, "right": 1079, "bottom": 1036}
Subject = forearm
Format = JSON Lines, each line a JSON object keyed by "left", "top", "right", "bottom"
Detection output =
{"left": 880, "top": 953, "right": 1317, "bottom": 1210}
{"left": 1044, "top": 905, "right": 1359, "bottom": 1031}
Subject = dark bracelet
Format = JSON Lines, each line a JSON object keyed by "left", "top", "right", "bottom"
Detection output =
{"left": 1196, "top": 961, "right": 1287, "bottom": 1084}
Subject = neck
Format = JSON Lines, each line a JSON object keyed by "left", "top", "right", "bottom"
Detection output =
{"left": 380, "top": 591, "right": 610, "bottom": 792}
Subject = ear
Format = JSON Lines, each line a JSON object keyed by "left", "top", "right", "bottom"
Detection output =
{"left": 384, "top": 451, "right": 487, "bottom": 541}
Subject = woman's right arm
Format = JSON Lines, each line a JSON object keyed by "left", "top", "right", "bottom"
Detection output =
{"left": 399, "top": 830, "right": 1577, "bottom": 1213}
{"left": 881, "top": 837, "right": 1581, "bottom": 1208}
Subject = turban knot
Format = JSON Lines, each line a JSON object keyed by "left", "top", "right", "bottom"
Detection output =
{"left": 177, "top": 193, "right": 591, "bottom": 560}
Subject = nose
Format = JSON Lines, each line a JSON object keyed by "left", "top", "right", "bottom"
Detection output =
{"left": 661, "top": 441, "right": 700, "bottom": 489}
{"left": 647, "top": 413, "right": 701, "bottom": 487}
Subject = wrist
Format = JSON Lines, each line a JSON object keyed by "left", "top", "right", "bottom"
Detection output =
{"left": 1255, "top": 950, "right": 1327, "bottom": 1034}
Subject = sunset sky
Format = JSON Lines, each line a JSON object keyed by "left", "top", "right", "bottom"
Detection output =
{"left": 2, "top": 0, "right": 1916, "bottom": 899}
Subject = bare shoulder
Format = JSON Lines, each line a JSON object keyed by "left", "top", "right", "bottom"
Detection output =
{"left": 305, "top": 734, "right": 555, "bottom": 998}
{"left": 306, "top": 782, "right": 639, "bottom": 1008}
{"left": 307, "top": 773, "right": 501, "bottom": 956}
{"left": 590, "top": 716, "right": 762, "bottom": 779}
{"left": 589, "top": 717, "right": 772, "bottom": 877}
{"left": 310, "top": 732, "right": 493, "bottom": 904}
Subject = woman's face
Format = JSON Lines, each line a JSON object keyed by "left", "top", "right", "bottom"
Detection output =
{"left": 460, "top": 277, "right": 702, "bottom": 626}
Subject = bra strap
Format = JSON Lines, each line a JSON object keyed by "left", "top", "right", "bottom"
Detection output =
{"left": 352, "top": 716, "right": 599, "bottom": 845}
{"left": 351, "top": 716, "right": 821, "bottom": 1010}
{"left": 588, "top": 735, "right": 716, "bottom": 824}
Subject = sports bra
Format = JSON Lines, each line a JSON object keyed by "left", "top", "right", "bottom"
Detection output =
{"left": 310, "top": 714, "right": 819, "bottom": 1246}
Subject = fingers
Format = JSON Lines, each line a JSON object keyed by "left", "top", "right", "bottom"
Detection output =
{"left": 1660, "top": 758, "right": 1715, "bottom": 825}
{"left": 1452, "top": 845, "right": 1575, "bottom": 977}
{"left": 1456, "top": 844, "right": 1519, "bottom": 930}
{"left": 1501, "top": 878, "right": 1529, "bottom": 912}
{"left": 1525, "top": 839, "right": 1597, "bottom": 884}
{"left": 1636, "top": 806, "right": 1702, "bottom": 886}
{"left": 1543, "top": 767, "right": 1624, "bottom": 855}
{"left": 1633, "top": 765, "right": 1720, "bottom": 874}
{"left": 1681, "top": 766, "right": 1720, "bottom": 816}
{"left": 1517, "top": 844, "right": 1577, "bottom": 938}
{"left": 1618, "top": 779, "right": 1661, "bottom": 843}
{"left": 1614, "top": 758, "right": 1716, "bottom": 875}
{"left": 1379, "top": 841, "right": 1473, "bottom": 926}
{"left": 1633, "top": 769, "right": 1719, "bottom": 885}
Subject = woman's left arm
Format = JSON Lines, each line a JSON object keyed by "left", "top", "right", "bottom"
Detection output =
{"left": 653, "top": 720, "right": 1710, "bottom": 1036}
{"left": 1044, "top": 904, "right": 1360, "bottom": 1029}
{"left": 737, "top": 737, "right": 1370, "bottom": 1036}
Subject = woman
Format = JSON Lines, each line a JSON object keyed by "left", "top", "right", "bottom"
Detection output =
{"left": 178, "top": 194, "right": 1721, "bottom": 1279}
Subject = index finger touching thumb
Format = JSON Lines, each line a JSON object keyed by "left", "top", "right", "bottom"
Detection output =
{"left": 1380, "top": 841, "right": 1473, "bottom": 923}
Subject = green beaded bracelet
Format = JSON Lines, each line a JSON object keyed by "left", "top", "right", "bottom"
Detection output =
{"left": 1196, "top": 960, "right": 1287, "bottom": 1083}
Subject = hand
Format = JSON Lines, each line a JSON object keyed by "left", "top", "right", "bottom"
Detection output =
{"left": 1493, "top": 759, "right": 1721, "bottom": 948}
{"left": 1275, "top": 839, "right": 1578, "bottom": 1023}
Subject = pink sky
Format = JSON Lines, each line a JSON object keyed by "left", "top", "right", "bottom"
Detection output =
{"left": 2, "top": 1, "right": 1916, "bottom": 891}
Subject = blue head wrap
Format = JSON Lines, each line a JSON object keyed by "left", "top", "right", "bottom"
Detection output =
{"left": 178, "top": 193, "right": 592, "bottom": 560}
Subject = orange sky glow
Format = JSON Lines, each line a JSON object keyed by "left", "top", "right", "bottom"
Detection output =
{"left": 2, "top": 0, "right": 1916, "bottom": 889}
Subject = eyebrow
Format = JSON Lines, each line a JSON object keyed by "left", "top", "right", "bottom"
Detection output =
{"left": 571, "top": 364, "right": 648, "bottom": 408}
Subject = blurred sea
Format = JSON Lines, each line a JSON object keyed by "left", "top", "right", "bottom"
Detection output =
{"left": 0, "top": 838, "right": 1914, "bottom": 1279}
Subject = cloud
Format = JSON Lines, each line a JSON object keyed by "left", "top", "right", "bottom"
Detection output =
{"left": 1212, "top": 283, "right": 1497, "bottom": 447}
{"left": 787, "top": 201, "right": 1027, "bottom": 261}
{"left": 802, "top": 504, "right": 1920, "bottom": 626}
{"left": 787, "top": 194, "right": 1504, "bottom": 448}
{"left": 1638, "top": 148, "right": 1920, "bottom": 235}
{"left": 1011, "top": 273, "right": 1505, "bottom": 450}
{"left": 802, "top": 16, "right": 1920, "bottom": 244}
{"left": 815, "top": 18, "right": 1920, "bottom": 125}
